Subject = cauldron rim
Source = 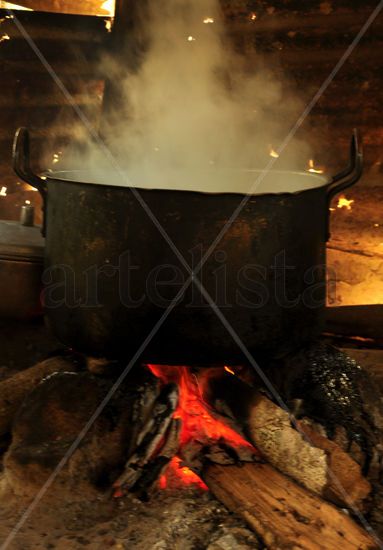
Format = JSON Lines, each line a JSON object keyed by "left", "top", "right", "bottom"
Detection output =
{"left": 43, "top": 168, "right": 329, "bottom": 198}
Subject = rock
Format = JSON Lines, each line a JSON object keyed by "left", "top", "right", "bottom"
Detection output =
{"left": 207, "top": 527, "right": 260, "bottom": 550}
{"left": 3, "top": 367, "right": 160, "bottom": 501}
{"left": 0, "top": 354, "right": 82, "bottom": 438}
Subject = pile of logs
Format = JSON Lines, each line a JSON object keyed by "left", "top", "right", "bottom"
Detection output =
{"left": 1, "top": 342, "right": 383, "bottom": 547}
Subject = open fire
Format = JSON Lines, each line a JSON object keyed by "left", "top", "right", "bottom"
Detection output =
{"left": 1, "top": 347, "right": 382, "bottom": 548}
{"left": 0, "top": 1, "right": 383, "bottom": 548}
{"left": 146, "top": 365, "right": 255, "bottom": 491}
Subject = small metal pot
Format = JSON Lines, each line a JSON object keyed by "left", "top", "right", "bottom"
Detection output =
{"left": 0, "top": 206, "right": 44, "bottom": 320}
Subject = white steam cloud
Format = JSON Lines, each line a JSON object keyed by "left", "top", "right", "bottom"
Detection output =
{"left": 67, "top": 0, "right": 313, "bottom": 193}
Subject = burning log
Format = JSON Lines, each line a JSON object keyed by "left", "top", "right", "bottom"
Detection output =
{"left": 199, "top": 344, "right": 383, "bottom": 511}
{"left": 246, "top": 393, "right": 371, "bottom": 508}
{"left": 204, "top": 462, "right": 377, "bottom": 550}
{"left": 0, "top": 354, "right": 81, "bottom": 438}
{"left": 113, "top": 382, "right": 179, "bottom": 494}
{"left": 201, "top": 371, "right": 372, "bottom": 509}
{"left": 130, "top": 417, "right": 182, "bottom": 500}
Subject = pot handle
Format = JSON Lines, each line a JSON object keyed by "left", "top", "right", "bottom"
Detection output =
{"left": 13, "top": 127, "right": 47, "bottom": 199}
{"left": 326, "top": 129, "right": 363, "bottom": 204}
{"left": 325, "top": 129, "right": 363, "bottom": 241}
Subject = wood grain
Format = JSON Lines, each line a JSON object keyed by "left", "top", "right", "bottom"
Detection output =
{"left": 204, "top": 462, "right": 377, "bottom": 549}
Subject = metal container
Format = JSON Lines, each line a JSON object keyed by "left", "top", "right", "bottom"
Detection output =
{"left": 13, "top": 127, "right": 362, "bottom": 364}
{"left": 0, "top": 205, "right": 44, "bottom": 319}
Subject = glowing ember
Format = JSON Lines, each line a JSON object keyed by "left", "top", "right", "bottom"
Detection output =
{"left": 148, "top": 365, "right": 251, "bottom": 447}
{"left": 187, "top": 35, "right": 196, "bottom": 42}
{"left": 269, "top": 146, "right": 279, "bottom": 159}
{"left": 307, "top": 159, "right": 324, "bottom": 174}
{"left": 0, "top": 33, "right": 10, "bottom": 42}
{"left": 203, "top": 17, "right": 215, "bottom": 24}
{"left": 224, "top": 366, "right": 235, "bottom": 375}
{"left": 249, "top": 12, "right": 257, "bottom": 21}
{"left": 337, "top": 196, "right": 354, "bottom": 210}
{"left": 0, "top": 186, "right": 7, "bottom": 196}
{"left": 148, "top": 365, "right": 254, "bottom": 489}
{"left": 160, "top": 457, "right": 208, "bottom": 491}
{"left": 25, "top": 199, "right": 31, "bottom": 205}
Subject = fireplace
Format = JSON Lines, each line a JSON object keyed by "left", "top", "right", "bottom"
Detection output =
{"left": 0, "top": 2, "right": 383, "bottom": 549}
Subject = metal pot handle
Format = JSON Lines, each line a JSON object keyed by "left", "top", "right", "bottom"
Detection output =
{"left": 326, "top": 128, "right": 363, "bottom": 204}
{"left": 13, "top": 127, "right": 47, "bottom": 199}
{"left": 325, "top": 129, "right": 363, "bottom": 241}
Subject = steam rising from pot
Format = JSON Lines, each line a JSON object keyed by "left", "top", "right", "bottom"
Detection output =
{"left": 67, "top": 0, "right": 312, "bottom": 192}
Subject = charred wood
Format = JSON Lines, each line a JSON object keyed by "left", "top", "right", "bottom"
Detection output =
{"left": 201, "top": 368, "right": 372, "bottom": 509}
{"left": 131, "top": 417, "right": 182, "bottom": 500}
{"left": 113, "top": 382, "right": 179, "bottom": 493}
{"left": 247, "top": 393, "right": 371, "bottom": 508}
{"left": 204, "top": 462, "right": 377, "bottom": 550}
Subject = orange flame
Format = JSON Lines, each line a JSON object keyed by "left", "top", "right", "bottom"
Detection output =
{"left": 148, "top": 365, "right": 253, "bottom": 489}
{"left": 160, "top": 457, "right": 208, "bottom": 491}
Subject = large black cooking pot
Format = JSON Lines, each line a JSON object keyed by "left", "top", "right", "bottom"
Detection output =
{"left": 13, "top": 128, "right": 362, "bottom": 365}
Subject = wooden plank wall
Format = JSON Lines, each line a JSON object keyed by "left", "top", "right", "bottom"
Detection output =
{"left": 222, "top": 0, "right": 383, "bottom": 178}
{"left": 0, "top": 9, "right": 108, "bottom": 219}
{"left": 0, "top": 1, "right": 381, "bottom": 221}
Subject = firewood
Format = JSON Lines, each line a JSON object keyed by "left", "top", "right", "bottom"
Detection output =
{"left": 200, "top": 369, "right": 372, "bottom": 509}
{"left": 247, "top": 394, "right": 371, "bottom": 509}
{"left": 0, "top": 355, "right": 80, "bottom": 437}
{"left": 113, "top": 383, "right": 179, "bottom": 492}
{"left": 131, "top": 418, "right": 182, "bottom": 499}
{"left": 204, "top": 462, "right": 377, "bottom": 550}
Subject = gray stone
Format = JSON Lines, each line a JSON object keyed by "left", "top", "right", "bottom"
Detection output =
{"left": 3, "top": 368, "right": 160, "bottom": 500}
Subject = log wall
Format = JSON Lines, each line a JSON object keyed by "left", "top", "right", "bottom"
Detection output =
{"left": 0, "top": 9, "right": 108, "bottom": 219}
{"left": 0, "top": 1, "right": 382, "bottom": 221}
{"left": 222, "top": 0, "right": 383, "bottom": 177}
